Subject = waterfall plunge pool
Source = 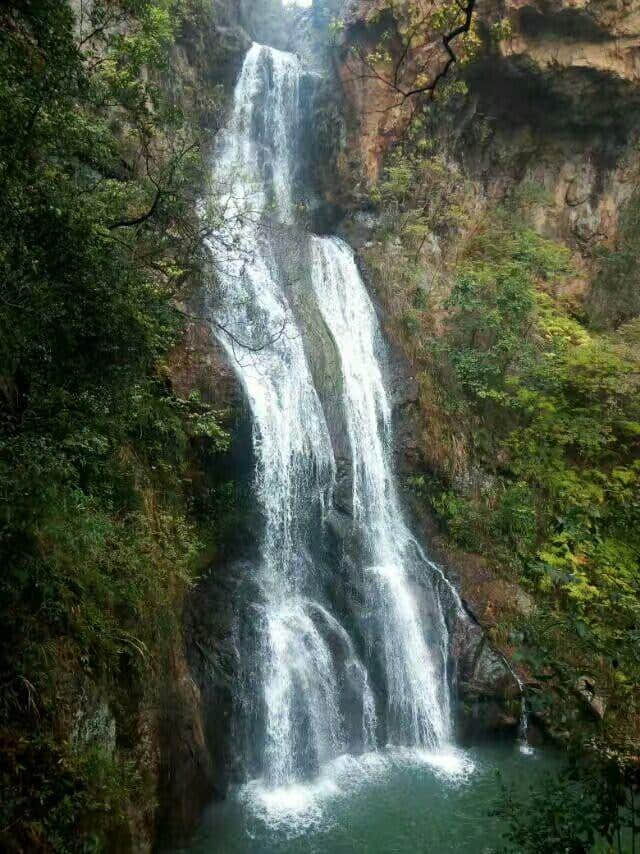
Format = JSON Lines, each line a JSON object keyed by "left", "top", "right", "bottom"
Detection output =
{"left": 168, "top": 743, "right": 556, "bottom": 853}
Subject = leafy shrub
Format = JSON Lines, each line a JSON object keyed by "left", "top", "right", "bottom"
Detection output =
{"left": 494, "top": 753, "right": 640, "bottom": 854}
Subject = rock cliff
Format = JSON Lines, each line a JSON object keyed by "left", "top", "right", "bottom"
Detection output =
{"left": 326, "top": 0, "right": 640, "bottom": 744}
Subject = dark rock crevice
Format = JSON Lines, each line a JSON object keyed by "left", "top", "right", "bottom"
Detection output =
{"left": 517, "top": 5, "right": 615, "bottom": 43}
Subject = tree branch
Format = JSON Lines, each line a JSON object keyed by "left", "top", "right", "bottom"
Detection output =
{"left": 176, "top": 307, "right": 288, "bottom": 356}
{"left": 346, "top": 0, "right": 477, "bottom": 105}
{"left": 107, "top": 142, "right": 198, "bottom": 230}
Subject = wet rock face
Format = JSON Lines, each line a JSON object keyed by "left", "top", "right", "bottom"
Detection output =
{"left": 167, "top": 313, "right": 240, "bottom": 409}
{"left": 454, "top": 628, "right": 521, "bottom": 738}
{"left": 159, "top": 461, "right": 258, "bottom": 845}
{"left": 447, "top": 588, "right": 523, "bottom": 738}
{"left": 156, "top": 645, "right": 216, "bottom": 847}
{"left": 298, "top": 72, "right": 349, "bottom": 230}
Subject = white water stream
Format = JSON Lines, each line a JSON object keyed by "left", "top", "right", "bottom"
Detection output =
{"left": 204, "top": 42, "right": 472, "bottom": 819}
{"left": 310, "top": 237, "right": 450, "bottom": 748}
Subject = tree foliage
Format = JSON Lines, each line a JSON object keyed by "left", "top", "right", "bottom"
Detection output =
{"left": 494, "top": 751, "right": 640, "bottom": 853}
{"left": 0, "top": 1, "right": 230, "bottom": 849}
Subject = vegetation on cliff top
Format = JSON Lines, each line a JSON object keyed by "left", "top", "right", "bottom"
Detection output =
{"left": 0, "top": 1, "right": 232, "bottom": 849}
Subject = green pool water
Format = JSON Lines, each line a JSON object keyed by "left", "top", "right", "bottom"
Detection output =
{"left": 171, "top": 743, "right": 558, "bottom": 853}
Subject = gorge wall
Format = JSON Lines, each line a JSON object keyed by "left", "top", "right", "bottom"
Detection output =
{"left": 327, "top": 0, "right": 640, "bottom": 759}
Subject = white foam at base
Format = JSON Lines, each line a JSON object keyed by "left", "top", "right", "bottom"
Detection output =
{"left": 240, "top": 775, "right": 341, "bottom": 835}
{"left": 239, "top": 747, "right": 476, "bottom": 835}
{"left": 519, "top": 742, "right": 536, "bottom": 756}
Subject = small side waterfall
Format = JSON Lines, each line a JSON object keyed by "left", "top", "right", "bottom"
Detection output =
{"left": 514, "top": 674, "right": 534, "bottom": 755}
{"left": 204, "top": 42, "right": 457, "bottom": 797}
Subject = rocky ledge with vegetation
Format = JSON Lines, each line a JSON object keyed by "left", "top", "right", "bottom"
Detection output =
{"left": 328, "top": 0, "right": 640, "bottom": 847}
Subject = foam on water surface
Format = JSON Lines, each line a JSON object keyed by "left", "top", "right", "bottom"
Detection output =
{"left": 238, "top": 747, "right": 476, "bottom": 836}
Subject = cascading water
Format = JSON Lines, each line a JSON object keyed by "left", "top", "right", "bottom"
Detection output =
{"left": 310, "top": 237, "right": 450, "bottom": 748}
{"left": 204, "top": 41, "right": 458, "bottom": 805}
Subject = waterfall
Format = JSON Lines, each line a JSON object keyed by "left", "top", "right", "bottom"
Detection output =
{"left": 204, "top": 42, "right": 453, "bottom": 793}
{"left": 310, "top": 237, "right": 450, "bottom": 747}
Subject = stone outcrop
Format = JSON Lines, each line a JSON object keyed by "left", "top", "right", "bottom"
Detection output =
{"left": 335, "top": 0, "right": 454, "bottom": 182}
{"left": 156, "top": 641, "right": 217, "bottom": 847}
{"left": 337, "top": 0, "right": 640, "bottom": 177}
{"left": 334, "top": 0, "right": 640, "bottom": 254}
{"left": 498, "top": 0, "right": 640, "bottom": 89}
{"left": 466, "top": 0, "right": 640, "bottom": 254}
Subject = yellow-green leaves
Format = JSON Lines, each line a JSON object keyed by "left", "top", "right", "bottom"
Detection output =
{"left": 491, "top": 18, "right": 513, "bottom": 43}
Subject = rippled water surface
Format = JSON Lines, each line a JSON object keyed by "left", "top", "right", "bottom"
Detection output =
{"left": 172, "top": 744, "right": 555, "bottom": 853}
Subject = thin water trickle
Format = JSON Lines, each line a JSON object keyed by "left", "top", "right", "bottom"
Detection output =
{"left": 514, "top": 674, "right": 535, "bottom": 755}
